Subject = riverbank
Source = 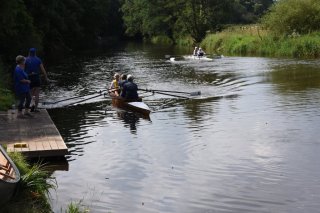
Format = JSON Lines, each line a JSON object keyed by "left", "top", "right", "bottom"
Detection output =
{"left": 200, "top": 25, "right": 320, "bottom": 58}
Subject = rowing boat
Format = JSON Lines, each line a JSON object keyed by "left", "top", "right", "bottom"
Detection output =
{"left": 0, "top": 145, "right": 20, "bottom": 204}
{"left": 109, "top": 92, "right": 151, "bottom": 117}
{"left": 183, "top": 55, "right": 214, "bottom": 61}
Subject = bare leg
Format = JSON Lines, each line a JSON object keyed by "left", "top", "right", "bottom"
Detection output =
{"left": 31, "top": 87, "right": 40, "bottom": 109}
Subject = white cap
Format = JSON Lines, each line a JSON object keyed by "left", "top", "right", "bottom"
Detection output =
{"left": 127, "top": 74, "right": 133, "bottom": 81}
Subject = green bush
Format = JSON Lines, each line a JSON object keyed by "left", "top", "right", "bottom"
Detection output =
{"left": 150, "top": 35, "right": 173, "bottom": 45}
{"left": 262, "top": 0, "right": 320, "bottom": 35}
{"left": 201, "top": 27, "right": 320, "bottom": 58}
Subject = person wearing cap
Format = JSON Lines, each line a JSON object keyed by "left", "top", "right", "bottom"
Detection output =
{"left": 14, "top": 55, "right": 32, "bottom": 118}
{"left": 25, "top": 48, "right": 49, "bottom": 112}
{"left": 109, "top": 73, "right": 120, "bottom": 96}
{"left": 193, "top": 46, "right": 198, "bottom": 56}
{"left": 197, "top": 47, "right": 205, "bottom": 57}
{"left": 122, "top": 75, "right": 139, "bottom": 100}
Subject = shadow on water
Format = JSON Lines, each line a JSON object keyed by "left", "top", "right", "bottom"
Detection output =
{"left": 48, "top": 103, "right": 108, "bottom": 159}
{"left": 115, "top": 110, "right": 149, "bottom": 133}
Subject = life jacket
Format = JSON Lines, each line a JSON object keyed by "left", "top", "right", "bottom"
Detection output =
{"left": 112, "top": 79, "right": 119, "bottom": 89}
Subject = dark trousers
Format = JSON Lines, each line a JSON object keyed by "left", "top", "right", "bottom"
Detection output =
{"left": 17, "top": 92, "right": 32, "bottom": 111}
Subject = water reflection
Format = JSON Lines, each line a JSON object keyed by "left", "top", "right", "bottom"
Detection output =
{"left": 115, "top": 110, "right": 150, "bottom": 133}
{"left": 269, "top": 64, "right": 320, "bottom": 92}
{"left": 46, "top": 45, "right": 320, "bottom": 213}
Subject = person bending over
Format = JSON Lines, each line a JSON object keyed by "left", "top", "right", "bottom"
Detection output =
{"left": 25, "top": 48, "right": 49, "bottom": 112}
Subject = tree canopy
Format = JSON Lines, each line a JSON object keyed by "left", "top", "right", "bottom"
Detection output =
{"left": 262, "top": 0, "right": 320, "bottom": 35}
{"left": 0, "top": 0, "right": 275, "bottom": 61}
{"left": 122, "top": 0, "right": 274, "bottom": 43}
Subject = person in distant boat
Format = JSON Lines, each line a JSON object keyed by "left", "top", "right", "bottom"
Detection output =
{"left": 197, "top": 47, "right": 205, "bottom": 57}
{"left": 109, "top": 73, "right": 120, "bottom": 96}
{"left": 193, "top": 46, "right": 198, "bottom": 56}
{"left": 119, "top": 74, "right": 128, "bottom": 98}
{"left": 122, "top": 74, "right": 139, "bottom": 100}
{"left": 14, "top": 55, "right": 32, "bottom": 118}
{"left": 25, "top": 48, "right": 49, "bottom": 112}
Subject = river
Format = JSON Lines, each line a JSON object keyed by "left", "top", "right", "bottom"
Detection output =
{"left": 45, "top": 43, "right": 320, "bottom": 213}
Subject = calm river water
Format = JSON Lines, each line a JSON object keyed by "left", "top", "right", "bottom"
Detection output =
{"left": 45, "top": 43, "right": 320, "bottom": 213}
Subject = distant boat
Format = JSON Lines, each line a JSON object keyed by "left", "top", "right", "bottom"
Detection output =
{"left": 183, "top": 55, "right": 223, "bottom": 61}
{"left": 0, "top": 145, "right": 20, "bottom": 204}
{"left": 109, "top": 92, "right": 151, "bottom": 118}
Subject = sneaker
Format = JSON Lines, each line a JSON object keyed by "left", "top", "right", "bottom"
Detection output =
{"left": 30, "top": 105, "right": 35, "bottom": 112}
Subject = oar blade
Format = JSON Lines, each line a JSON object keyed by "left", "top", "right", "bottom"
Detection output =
{"left": 190, "top": 91, "right": 201, "bottom": 96}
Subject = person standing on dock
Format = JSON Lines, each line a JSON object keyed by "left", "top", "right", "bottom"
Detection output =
{"left": 14, "top": 55, "right": 32, "bottom": 118}
{"left": 25, "top": 48, "right": 49, "bottom": 112}
{"left": 122, "top": 75, "right": 139, "bottom": 100}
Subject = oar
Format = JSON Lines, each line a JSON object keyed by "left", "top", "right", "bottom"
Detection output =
{"left": 150, "top": 90, "right": 190, "bottom": 99}
{"left": 139, "top": 88, "right": 201, "bottom": 96}
{"left": 42, "top": 89, "right": 108, "bottom": 105}
{"left": 65, "top": 93, "right": 107, "bottom": 107}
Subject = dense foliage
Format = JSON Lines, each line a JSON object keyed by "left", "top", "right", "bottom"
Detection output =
{"left": 0, "top": 0, "right": 123, "bottom": 61}
{"left": 122, "top": 0, "right": 274, "bottom": 43}
{"left": 262, "top": 0, "right": 320, "bottom": 36}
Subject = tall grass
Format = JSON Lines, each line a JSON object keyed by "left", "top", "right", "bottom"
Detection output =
{"left": 65, "top": 200, "right": 90, "bottom": 213}
{"left": 201, "top": 25, "right": 320, "bottom": 58}
{"left": 0, "top": 152, "right": 57, "bottom": 213}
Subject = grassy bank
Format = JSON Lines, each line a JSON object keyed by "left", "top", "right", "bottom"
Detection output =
{"left": 0, "top": 151, "right": 56, "bottom": 213}
{"left": 201, "top": 25, "right": 320, "bottom": 58}
{"left": 1, "top": 150, "right": 90, "bottom": 213}
{"left": 0, "top": 60, "right": 14, "bottom": 110}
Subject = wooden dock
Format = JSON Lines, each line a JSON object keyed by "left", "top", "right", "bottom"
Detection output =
{"left": 0, "top": 109, "right": 68, "bottom": 158}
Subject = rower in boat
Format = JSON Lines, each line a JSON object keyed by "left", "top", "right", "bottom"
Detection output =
{"left": 109, "top": 73, "right": 120, "bottom": 96}
{"left": 109, "top": 74, "right": 151, "bottom": 117}
{"left": 197, "top": 47, "right": 205, "bottom": 57}
{"left": 121, "top": 75, "right": 139, "bottom": 100}
{"left": 193, "top": 46, "right": 198, "bottom": 56}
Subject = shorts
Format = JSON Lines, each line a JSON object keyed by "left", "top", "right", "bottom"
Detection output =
{"left": 29, "top": 75, "right": 41, "bottom": 89}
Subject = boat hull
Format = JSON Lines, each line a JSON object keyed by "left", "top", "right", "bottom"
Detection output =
{"left": 183, "top": 55, "right": 214, "bottom": 61}
{"left": 0, "top": 146, "right": 20, "bottom": 205}
{"left": 109, "top": 93, "right": 151, "bottom": 117}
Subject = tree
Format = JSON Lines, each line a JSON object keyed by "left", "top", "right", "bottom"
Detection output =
{"left": 262, "top": 0, "right": 320, "bottom": 35}
{"left": 0, "top": 0, "right": 41, "bottom": 61}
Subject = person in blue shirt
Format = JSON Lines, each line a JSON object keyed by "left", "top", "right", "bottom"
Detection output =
{"left": 122, "top": 75, "right": 139, "bottom": 100}
{"left": 14, "top": 55, "right": 32, "bottom": 118}
{"left": 119, "top": 74, "right": 128, "bottom": 98}
{"left": 25, "top": 48, "right": 49, "bottom": 112}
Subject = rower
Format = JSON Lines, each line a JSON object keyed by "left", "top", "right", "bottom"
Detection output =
{"left": 122, "top": 75, "right": 139, "bottom": 100}
{"left": 119, "top": 74, "right": 128, "bottom": 97}
{"left": 197, "top": 47, "right": 205, "bottom": 57}
{"left": 193, "top": 46, "right": 198, "bottom": 56}
{"left": 109, "top": 73, "right": 120, "bottom": 96}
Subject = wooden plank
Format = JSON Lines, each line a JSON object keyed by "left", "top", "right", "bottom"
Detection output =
{"left": 28, "top": 141, "right": 37, "bottom": 151}
{"left": 1, "top": 109, "right": 68, "bottom": 158}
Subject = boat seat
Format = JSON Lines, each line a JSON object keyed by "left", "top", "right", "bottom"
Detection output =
{"left": 0, "top": 161, "right": 10, "bottom": 171}
{"left": 0, "top": 170, "right": 15, "bottom": 180}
